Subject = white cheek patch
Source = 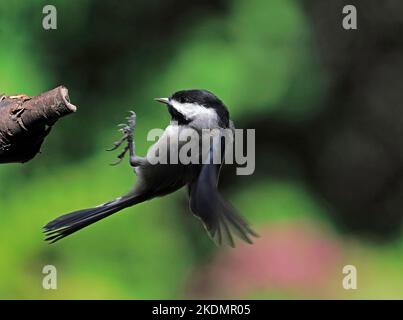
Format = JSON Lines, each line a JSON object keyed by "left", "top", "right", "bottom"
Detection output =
{"left": 170, "top": 100, "right": 217, "bottom": 120}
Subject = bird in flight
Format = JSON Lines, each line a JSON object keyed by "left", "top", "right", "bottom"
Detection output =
{"left": 44, "top": 89, "right": 258, "bottom": 247}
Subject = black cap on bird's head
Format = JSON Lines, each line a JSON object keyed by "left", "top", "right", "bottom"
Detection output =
{"left": 154, "top": 89, "right": 230, "bottom": 127}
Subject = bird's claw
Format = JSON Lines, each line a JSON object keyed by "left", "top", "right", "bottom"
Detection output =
{"left": 106, "top": 134, "right": 128, "bottom": 151}
{"left": 124, "top": 112, "right": 136, "bottom": 133}
{"left": 110, "top": 158, "right": 123, "bottom": 166}
{"left": 110, "top": 145, "right": 129, "bottom": 166}
{"left": 107, "top": 111, "right": 136, "bottom": 164}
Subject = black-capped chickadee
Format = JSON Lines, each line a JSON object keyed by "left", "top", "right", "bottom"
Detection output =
{"left": 44, "top": 89, "right": 257, "bottom": 247}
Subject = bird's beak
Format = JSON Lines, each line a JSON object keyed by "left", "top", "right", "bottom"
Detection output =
{"left": 154, "top": 97, "right": 170, "bottom": 105}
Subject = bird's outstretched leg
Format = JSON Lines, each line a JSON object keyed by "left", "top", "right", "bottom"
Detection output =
{"left": 108, "top": 111, "right": 144, "bottom": 167}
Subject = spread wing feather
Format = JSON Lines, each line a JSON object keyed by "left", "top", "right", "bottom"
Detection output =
{"left": 188, "top": 129, "right": 258, "bottom": 247}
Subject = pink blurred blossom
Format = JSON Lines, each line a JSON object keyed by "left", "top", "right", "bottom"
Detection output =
{"left": 188, "top": 222, "right": 342, "bottom": 298}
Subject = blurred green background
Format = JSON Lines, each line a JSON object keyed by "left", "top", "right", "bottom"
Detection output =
{"left": 1, "top": 0, "right": 403, "bottom": 299}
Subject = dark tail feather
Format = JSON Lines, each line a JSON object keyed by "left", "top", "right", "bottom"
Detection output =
{"left": 206, "top": 196, "right": 259, "bottom": 248}
{"left": 189, "top": 183, "right": 259, "bottom": 248}
{"left": 44, "top": 194, "right": 143, "bottom": 243}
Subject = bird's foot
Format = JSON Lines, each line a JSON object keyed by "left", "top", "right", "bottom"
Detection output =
{"left": 110, "top": 145, "right": 130, "bottom": 166}
{"left": 108, "top": 111, "right": 137, "bottom": 166}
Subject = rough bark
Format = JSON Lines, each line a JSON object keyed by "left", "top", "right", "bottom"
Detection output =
{"left": 0, "top": 86, "right": 76, "bottom": 164}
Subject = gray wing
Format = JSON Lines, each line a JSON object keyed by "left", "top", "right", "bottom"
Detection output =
{"left": 188, "top": 127, "right": 258, "bottom": 247}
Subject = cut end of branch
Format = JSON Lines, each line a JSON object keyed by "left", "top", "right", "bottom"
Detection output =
{"left": 0, "top": 86, "right": 78, "bottom": 164}
{"left": 60, "top": 86, "right": 77, "bottom": 113}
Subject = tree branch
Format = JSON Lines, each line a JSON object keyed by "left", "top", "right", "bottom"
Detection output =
{"left": 0, "top": 86, "right": 77, "bottom": 164}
